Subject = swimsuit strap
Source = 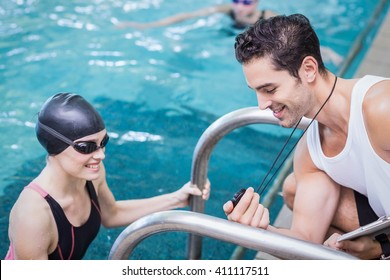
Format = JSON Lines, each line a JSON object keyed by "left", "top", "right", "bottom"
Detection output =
{"left": 25, "top": 182, "right": 49, "bottom": 197}
{"left": 24, "top": 182, "right": 71, "bottom": 259}
{"left": 86, "top": 181, "right": 101, "bottom": 216}
{"left": 22, "top": 181, "right": 101, "bottom": 260}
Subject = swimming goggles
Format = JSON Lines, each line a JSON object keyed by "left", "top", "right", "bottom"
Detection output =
{"left": 232, "top": 0, "right": 255, "bottom": 5}
{"left": 38, "top": 121, "right": 109, "bottom": 154}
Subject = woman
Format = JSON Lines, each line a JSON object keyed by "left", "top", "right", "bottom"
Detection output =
{"left": 5, "top": 93, "right": 209, "bottom": 260}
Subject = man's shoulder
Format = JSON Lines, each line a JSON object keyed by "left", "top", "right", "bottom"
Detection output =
{"left": 363, "top": 76, "right": 390, "bottom": 107}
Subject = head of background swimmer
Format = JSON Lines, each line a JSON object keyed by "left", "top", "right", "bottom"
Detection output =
{"left": 232, "top": 0, "right": 259, "bottom": 17}
{"left": 232, "top": 0, "right": 258, "bottom": 6}
{"left": 36, "top": 93, "right": 106, "bottom": 155}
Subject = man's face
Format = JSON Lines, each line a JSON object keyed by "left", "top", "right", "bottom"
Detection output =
{"left": 242, "top": 57, "right": 313, "bottom": 128}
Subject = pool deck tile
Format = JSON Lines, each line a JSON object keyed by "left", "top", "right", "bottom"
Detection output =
{"left": 354, "top": 9, "right": 390, "bottom": 77}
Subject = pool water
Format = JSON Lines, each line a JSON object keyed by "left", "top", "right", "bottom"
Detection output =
{"left": 0, "top": 0, "right": 387, "bottom": 259}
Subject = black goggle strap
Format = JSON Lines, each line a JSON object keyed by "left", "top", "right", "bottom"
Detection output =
{"left": 38, "top": 121, "right": 75, "bottom": 147}
{"left": 39, "top": 120, "right": 109, "bottom": 154}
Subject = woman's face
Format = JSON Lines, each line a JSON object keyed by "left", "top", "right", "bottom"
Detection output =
{"left": 54, "top": 129, "right": 108, "bottom": 181}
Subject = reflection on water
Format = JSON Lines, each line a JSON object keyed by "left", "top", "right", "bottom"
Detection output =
{"left": 0, "top": 0, "right": 384, "bottom": 259}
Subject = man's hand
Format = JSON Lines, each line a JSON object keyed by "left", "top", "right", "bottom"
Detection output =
{"left": 223, "top": 187, "right": 270, "bottom": 229}
{"left": 324, "top": 233, "right": 382, "bottom": 259}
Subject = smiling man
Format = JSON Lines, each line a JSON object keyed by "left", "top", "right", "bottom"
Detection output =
{"left": 223, "top": 14, "right": 390, "bottom": 260}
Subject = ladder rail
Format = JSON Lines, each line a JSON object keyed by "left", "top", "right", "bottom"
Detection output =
{"left": 109, "top": 210, "right": 357, "bottom": 260}
{"left": 188, "top": 107, "right": 310, "bottom": 259}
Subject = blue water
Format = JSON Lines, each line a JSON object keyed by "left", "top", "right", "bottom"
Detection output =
{"left": 0, "top": 0, "right": 387, "bottom": 259}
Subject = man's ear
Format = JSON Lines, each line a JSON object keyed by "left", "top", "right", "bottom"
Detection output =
{"left": 301, "top": 56, "right": 318, "bottom": 82}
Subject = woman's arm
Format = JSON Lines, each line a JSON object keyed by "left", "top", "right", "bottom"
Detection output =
{"left": 95, "top": 163, "right": 210, "bottom": 228}
{"left": 115, "top": 4, "right": 231, "bottom": 29}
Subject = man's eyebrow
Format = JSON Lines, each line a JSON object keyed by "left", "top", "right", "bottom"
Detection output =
{"left": 248, "top": 83, "right": 274, "bottom": 91}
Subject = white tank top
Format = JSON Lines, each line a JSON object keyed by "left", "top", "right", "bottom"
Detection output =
{"left": 307, "top": 75, "right": 390, "bottom": 217}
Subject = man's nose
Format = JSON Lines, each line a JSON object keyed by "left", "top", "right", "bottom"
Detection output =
{"left": 256, "top": 94, "right": 272, "bottom": 110}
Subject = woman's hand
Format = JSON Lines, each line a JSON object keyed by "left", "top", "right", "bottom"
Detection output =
{"left": 174, "top": 179, "right": 211, "bottom": 208}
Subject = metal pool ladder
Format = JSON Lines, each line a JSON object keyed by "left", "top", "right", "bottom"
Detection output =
{"left": 109, "top": 210, "right": 356, "bottom": 260}
{"left": 187, "top": 107, "right": 310, "bottom": 259}
{"left": 109, "top": 107, "right": 356, "bottom": 260}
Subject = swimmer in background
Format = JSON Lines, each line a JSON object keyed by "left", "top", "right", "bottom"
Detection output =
{"left": 115, "top": 0, "right": 343, "bottom": 66}
{"left": 5, "top": 93, "right": 210, "bottom": 260}
{"left": 115, "top": 0, "right": 277, "bottom": 30}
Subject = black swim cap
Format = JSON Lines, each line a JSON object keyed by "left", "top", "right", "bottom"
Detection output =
{"left": 36, "top": 93, "right": 105, "bottom": 155}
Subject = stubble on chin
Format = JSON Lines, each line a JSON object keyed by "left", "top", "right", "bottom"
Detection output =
{"left": 279, "top": 110, "right": 302, "bottom": 128}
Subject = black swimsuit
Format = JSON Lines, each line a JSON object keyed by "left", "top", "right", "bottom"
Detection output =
{"left": 28, "top": 181, "right": 101, "bottom": 260}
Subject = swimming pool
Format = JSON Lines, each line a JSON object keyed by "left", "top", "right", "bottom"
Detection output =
{"left": 0, "top": 0, "right": 387, "bottom": 259}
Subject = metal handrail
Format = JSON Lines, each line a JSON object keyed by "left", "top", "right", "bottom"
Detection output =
{"left": 188, "top": 107, "right": 310, "bottom": 259}
{"left": 109, "top": 210, "right": 357, "bottom": 260}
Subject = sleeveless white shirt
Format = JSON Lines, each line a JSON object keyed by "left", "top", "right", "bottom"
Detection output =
{"left": 307, "top": 75, "right": 390, "bottom": 217}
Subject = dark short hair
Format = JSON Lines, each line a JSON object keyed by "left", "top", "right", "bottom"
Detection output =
{"left": 234, "top": 14, "right": 327, "bottom": 79}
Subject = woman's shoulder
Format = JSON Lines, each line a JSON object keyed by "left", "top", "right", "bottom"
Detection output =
{"left": 11, "top": 185, "right": 53, "bottom": 225}
{"left": 9, "top": 207, "right": 55, "bottom": 259}
{"left": 9, "top": 185, "right": 55, "bottom": 255}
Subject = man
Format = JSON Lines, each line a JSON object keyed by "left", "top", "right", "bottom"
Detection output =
{"left": 223, "top": 14, "right": 390, "bottom": 259}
